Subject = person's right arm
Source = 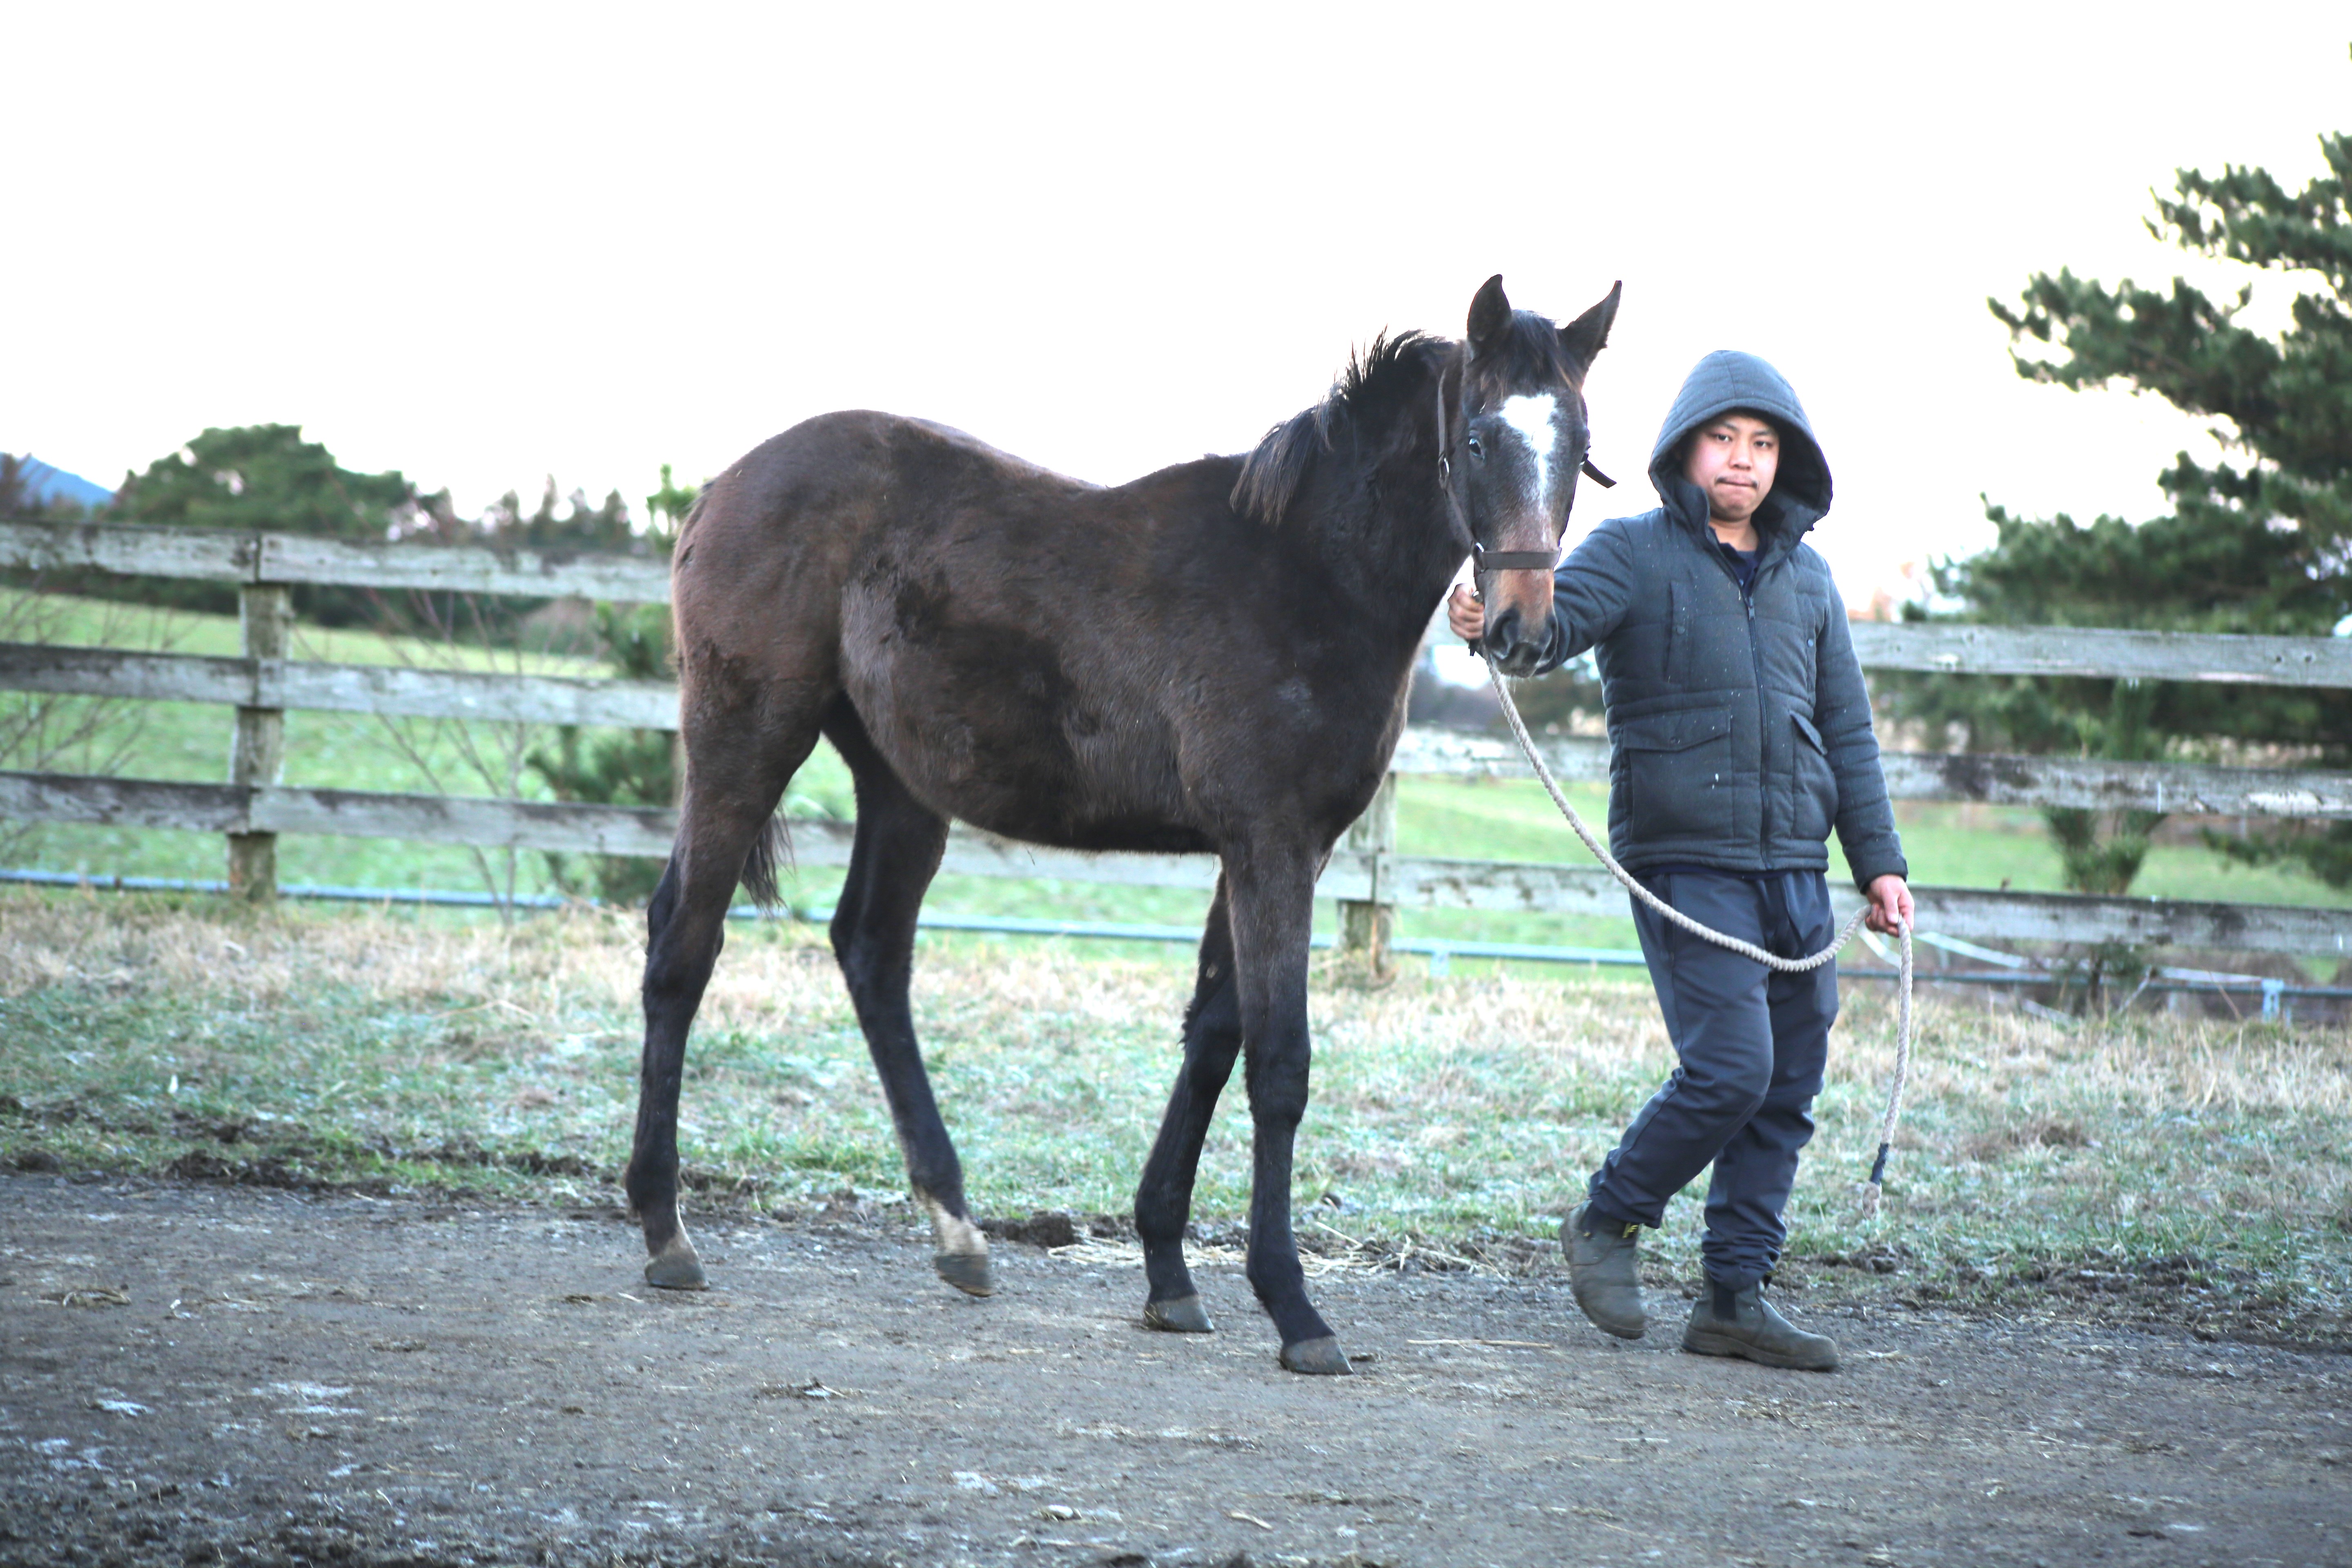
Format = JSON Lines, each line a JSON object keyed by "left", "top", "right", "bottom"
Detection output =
{"left": 1448, "top": 519, "right": 1637, "bottom": 673}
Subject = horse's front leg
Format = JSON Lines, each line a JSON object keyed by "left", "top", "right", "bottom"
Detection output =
{"left": 1135, "top": 883, "right": 1241, "bottom": 1334}
{"left": 1226, "top": 847, "right": 1350, "bottom": 1375}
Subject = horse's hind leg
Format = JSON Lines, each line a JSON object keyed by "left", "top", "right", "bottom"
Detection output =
{"left": 1134, "top": 882, "right": 1240, "bottom": 1334}
{"left": 823, "top": 703, "right": 991, "bottom": 1297}
{"left": 626, "top": 723, "right": 809, "bottom": 1290}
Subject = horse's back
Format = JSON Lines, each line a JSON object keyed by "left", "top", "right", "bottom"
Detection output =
{"left": 680, "top": 409, "right": 1248, "bottom": 633}
{"left": 716, "top": 411, "right": 1100, "bottom": 529}
{"left": 670, "top": 409, "right": 1372, "bottom": 854}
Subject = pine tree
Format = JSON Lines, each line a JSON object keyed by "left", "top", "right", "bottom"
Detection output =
{"left": 1897, "top": 108, "right": 2352, "bottom": 890}
{"left": 104, "top": 425, "right": 418, "bottom": 621}
{"left": 530, "top": 601, "right": 679, "bottom": 906}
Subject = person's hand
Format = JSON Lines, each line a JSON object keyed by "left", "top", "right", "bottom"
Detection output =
{"left": 1864, "top": 874, "right": 1913, "bottom": 936}
{"left": 1447, "top": 583, "right": 1485, "bottom": 645}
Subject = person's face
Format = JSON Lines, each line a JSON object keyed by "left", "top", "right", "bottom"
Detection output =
{"left": 1683, "top": 414, "right": 1779, "bottom": 524}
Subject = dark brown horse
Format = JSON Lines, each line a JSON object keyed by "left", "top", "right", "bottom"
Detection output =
{"left": 626, "top": 275, "right": 1619, "bottom": 1373}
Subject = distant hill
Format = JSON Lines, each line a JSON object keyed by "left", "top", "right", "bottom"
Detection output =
{"left": 2, "top": 453, "right": 115, "bottom": 514}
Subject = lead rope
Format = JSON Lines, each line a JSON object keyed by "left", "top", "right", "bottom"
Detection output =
{"left": 1485, "top": 664, "right": 1915, "bottom": 1220}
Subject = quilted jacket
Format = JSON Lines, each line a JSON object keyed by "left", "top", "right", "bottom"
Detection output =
{"left": 1533, "top": 351, "right": 1907, "bottom": 891}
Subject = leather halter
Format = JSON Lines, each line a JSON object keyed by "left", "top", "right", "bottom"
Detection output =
{"left": 1439, "top": 360, "right": 1616, "bottom": 576}
{"left": 1473, "top": 543, "right": 1561, "bottom": 571}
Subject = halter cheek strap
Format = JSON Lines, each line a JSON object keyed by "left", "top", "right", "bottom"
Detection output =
{"left": 1435, "top": 363, "right": 1475, "bottom": 553}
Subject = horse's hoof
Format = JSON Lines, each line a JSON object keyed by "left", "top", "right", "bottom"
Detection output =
{"left": 934, "top": 1251, "right": 996, "bottom": 1298}
{"left": 644, "top": 1244, "right": 707, "bottom": 1292}
{"left": 1144, "top": 1294, "right": 1214, "bottom": 1334}
{"left": 1279, "top": 1334, "right": 1354, "bottom": 1376}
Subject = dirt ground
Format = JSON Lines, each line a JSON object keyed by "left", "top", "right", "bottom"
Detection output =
{"left": 3, "top": 1175, "right": 2346, "bottom": 1568}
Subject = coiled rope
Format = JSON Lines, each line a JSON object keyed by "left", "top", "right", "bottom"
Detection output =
{"left": 1486, "top": 664, "right": 1914, "bottom": 1219}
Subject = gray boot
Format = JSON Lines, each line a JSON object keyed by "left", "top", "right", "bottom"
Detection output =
{"left": 1681, "top": 1281, "right": 1838, "bottom": 1371}
{"left": 1561, "top": 1202, "right": 1646, "bottom": 1339}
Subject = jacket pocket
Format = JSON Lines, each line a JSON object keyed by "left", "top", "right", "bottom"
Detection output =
{"left": 1615, "top": 706, "right": 1735, "bottom": 846}
{"left": 1790, "top": 712, "right": 1836, "bottom": 845}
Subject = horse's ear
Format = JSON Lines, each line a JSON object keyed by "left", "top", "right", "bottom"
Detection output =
{"left": 1466, "top": 274, "right": 1512, "bottom": 355}
{"left": 1558, "top": 281, "right": 1622, "bottom": 372}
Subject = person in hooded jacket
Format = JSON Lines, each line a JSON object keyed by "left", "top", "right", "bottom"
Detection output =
{"left": 1448, "top": 350, "right": 1912, "bottom": 1372}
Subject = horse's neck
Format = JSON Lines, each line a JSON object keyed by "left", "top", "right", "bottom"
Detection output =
{"left": 1301, "top": 410, "right": 1465, "bottom": 659}
{"left": 1278, "top": 518, "right": 1448, "bottom": 705}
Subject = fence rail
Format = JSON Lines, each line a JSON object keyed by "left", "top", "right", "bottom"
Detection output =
{"left": 9, "top": 519, "right": 2352, "bottom": 685}
{"left": 6, "top": 517, "right": 2350, "bottom": 958}
{"left": 0, "top": 642, "right": 679, "bottom": 730}
{"left": 1845, "top": 620, "right": 2352, "bottom": 688}
{"left": 11, "top": 641, "right": 2348, "bottom": 818}
{"left": 0, "top": 519, "right": 671, "bottom": 603}
{"left": 1389, "top": 729, "right": 2352, "bottom": 818}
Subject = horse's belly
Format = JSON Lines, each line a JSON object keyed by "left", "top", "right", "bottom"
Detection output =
{"left": 891, "top": 707, "right": 1207, "bottom": 853}
{"left": 962, "top": 796, "right": 1214, "bottom": 856}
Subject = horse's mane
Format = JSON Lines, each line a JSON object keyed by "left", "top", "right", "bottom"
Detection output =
{"left": 1230, "top": 330, "right": 1450, "bottom": 526}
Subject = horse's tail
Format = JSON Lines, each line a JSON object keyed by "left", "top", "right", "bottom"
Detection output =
{"left": 737, "top": 814, "right": 792, "bottom": 913}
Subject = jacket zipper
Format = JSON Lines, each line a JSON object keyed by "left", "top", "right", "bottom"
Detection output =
{"left": 1746, "top": 585, "right": 1772, "bottom": 869}
{"left": 1716, "top": 541, "right": 1776, "bottom": 872}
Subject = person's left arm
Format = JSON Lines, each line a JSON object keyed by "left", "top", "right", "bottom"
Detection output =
{"left": 1813, "top": 572, "right": 1913, "bottom": 934}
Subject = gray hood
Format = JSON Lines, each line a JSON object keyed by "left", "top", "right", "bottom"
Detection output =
{"left": 1646, "top": 350, "right": 1832, "bottom": 547}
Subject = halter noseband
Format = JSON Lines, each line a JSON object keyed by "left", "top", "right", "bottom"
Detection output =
{"left": 1439, "top": 355, "right": 1616, "bottom": 577}
{"left": 1473, "top": 543, "right": 1561, "bottom": 571}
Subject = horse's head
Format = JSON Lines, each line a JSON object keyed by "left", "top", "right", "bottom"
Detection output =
{"left": 1451, "top": 274, "right": 1621, "bottom": 677}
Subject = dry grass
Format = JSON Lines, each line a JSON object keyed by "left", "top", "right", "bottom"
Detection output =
{"left": 2, "top": 888, "right": 2348, "bottom": 1336}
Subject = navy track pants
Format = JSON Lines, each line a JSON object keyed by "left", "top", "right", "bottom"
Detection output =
{"left": 1587, "top": 867, "right": 1838, "bottom": 1292}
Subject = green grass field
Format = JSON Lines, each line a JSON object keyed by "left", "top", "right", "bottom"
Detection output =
{"left": 7, "top": 590, "right": 2347, "bottom": 1342}
{"left": 6, "top": 588, "right": 2349, "bottom": 965}
{"left": 3, "top": 892, "right": 2346, "bottom": 1339}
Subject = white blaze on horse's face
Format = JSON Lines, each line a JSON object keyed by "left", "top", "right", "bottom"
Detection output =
{"left": 1496, "top": 394, "right": 1562, "bottom": 521}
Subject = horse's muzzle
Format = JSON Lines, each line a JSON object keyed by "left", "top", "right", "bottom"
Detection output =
{"left": 1481, "top": 608, "right": 1548, "bottom": 679}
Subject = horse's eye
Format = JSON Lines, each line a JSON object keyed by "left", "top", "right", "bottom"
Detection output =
{"left": 1466, "top": 436, "right": 1483, "bottom": 459}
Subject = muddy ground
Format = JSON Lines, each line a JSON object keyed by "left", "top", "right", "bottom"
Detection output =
{"left": 2, "top": 1175, "right": 2346, "bottom": 1568}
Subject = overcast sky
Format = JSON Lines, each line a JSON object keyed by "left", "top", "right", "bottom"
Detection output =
{"left": 8, "top": 5, "right": 2345, "bottom": 610}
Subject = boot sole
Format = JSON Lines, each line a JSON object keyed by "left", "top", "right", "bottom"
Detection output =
{"left": 1561, "top": 1209, "right": 1645, "bottom": 1339}
{"left": 1680, "top": 1327, "right": 1838, "bottom": 1372}
{"left": 1572, "top": 1289, "right": 1646, "bottom": 1340}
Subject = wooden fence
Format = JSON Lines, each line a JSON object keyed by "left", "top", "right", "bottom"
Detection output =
{"left": 3, "top": 518, "right": 2348, "bottom": 961}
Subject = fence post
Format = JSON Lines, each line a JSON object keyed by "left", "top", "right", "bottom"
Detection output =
{"left": 1337, "top": 770, "right": 1398, "bottom": 972}
{"left": 227, "top": 582, "right": 290, "bottom": 901}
